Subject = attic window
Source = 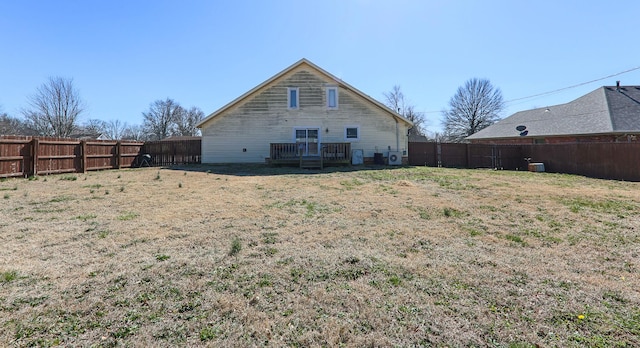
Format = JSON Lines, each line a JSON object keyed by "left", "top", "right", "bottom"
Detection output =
{"left": 327, "top": 87, "right": 338, "bottom": 109}
{"left": 288, "top": 87, "right": 299, "bottom": 109}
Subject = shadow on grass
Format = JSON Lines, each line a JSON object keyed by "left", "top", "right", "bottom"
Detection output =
{"left": 161, "top": 163, "right": 412, "bottom": 176}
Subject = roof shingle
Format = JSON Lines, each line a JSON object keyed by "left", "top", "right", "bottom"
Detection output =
{"left": 467, "top": 85, "right": 640, "bottom": 140}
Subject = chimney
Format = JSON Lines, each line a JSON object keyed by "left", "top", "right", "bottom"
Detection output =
{"left": 616, "top": 80, "right": 620, "bottom": 91}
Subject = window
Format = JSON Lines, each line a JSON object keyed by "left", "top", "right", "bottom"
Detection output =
{"left": 327, "top": 87, "right": 338, "bottom": 109}
{"left": 288, "top": 87, "right": 299, "bottom": 109}
{"left": 345, "top": 126, "right": 359, "bottom": 141}
{"left": 294, "top": 128, "right": 320, "bottom": 156}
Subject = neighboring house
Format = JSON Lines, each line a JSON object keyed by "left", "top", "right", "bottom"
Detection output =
{"left": 408, "top": 134, "right": 429, "bottom": 143}
{"left": 196, "top": 58, "right": 413, "bottom": 165}
{"left": 467, "top": 83, "right": 640, "bottom": 144}
{"left": 70, "top": 132, "right": 102, "bottom": 140}
{"left": 160, "top": 136, "right": 202, "bottom": 141}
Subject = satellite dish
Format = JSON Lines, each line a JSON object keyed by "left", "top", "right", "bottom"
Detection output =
{"left": 516, "top": 125, "right": 527, "bottom": 131}
{"left": 519, "top": 130, "right": 529, "bottom": 136}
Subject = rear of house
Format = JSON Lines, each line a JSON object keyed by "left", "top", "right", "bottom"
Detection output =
{"left": 196, "top": 59, "right": 412, "bottom": 165}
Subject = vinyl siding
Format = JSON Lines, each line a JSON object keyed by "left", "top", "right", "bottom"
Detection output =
{"left": 201, "top": 66, "right": 409, "bottom": 163}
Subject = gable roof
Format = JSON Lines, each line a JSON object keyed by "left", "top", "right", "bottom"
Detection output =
{"left": 196, "top": 58, "right": 412, "bottom": 128}
{"left": 161, "top": 136, "right": 202, "bottom": 141}
{"left": 467, "top": 85, "right": 640, "bottom": 140}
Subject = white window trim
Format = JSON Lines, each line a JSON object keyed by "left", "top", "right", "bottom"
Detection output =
{"left": 293, "top": 127, "right": 321, "bottom": 156}
{"left": 287, "top": 87, "right": 299, "bottom": 109}
{"left": 344, "top": 125, "right": 360, "bottom": 141}
{"left": 326, "top": 86, "right": 338, "bottom": 109}
{"left": 292, "top": 127, "right": 322, "bottom": 142}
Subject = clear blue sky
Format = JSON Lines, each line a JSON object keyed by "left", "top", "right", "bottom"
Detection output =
{"left": 2, "top": 0, "right": 639, "bottom": 134}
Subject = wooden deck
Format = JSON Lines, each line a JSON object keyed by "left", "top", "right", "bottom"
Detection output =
{"left": 270, "top": 143, "right": 351, "bottom": 168}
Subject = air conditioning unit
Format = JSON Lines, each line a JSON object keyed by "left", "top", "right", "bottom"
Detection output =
{"left": 388, "top": 151, "right": 402, "bottom": 165}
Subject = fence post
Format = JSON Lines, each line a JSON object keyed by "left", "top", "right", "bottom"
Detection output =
{"left": 31, "top": 138, "right": 39, "bottom": 176}
{"left": 172, "top": 142, "right": 176, "bottom": 165}
{"left": 81, "top": 140, "right": 88, "bottom": 173}
{"left": 465, "top": 144, "right": 471, "bottom": 168}
{"left": 116, "top": 141, "right": 122, "bottom": 169}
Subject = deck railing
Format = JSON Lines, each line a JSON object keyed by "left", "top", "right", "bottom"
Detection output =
{"left": 270, "top": 143, "right": 300, "bottom": 160}
{"left": 270, "top": 143, "right": 352, "bottom": 164}
{"left": 320, "top": 143, "right": 351, "bottom": 162}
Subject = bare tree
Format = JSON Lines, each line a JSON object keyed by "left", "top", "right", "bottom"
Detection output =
{"left": 383, "top": 85, "right": 426, "bottom": 136}
{"left": 142, "top": 98, "right": 183, "bottom": 140}
{"left": 22, "top": 77, "right": 85, "bottom": 137}
{"left": 442, "top": 78, "right": 504, "bottom": 142}
{"left": 122, "top": 124, "right": 146, "bottom": 141}
{"left": 174, "top": 106, "right": 204, "bottom": 136}
{"left": 82, "top": 118, "right": 107, "bottom": 137}
{"left": 0, "top": 112, "right": 30, "bottom": 135}
{"left": 383, "top": 85, "right": 406, "bottom": 114}
{"left": 430, "top": 131, "right": 446, "bottom": 143}
{"left": 403, "top": 105, "right": 426, "bottom": 136}
{"left": 103, "top": 119, "right": 127, "bottom": 140}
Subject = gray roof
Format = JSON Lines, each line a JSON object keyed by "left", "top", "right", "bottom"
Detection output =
{"left": 467, "top": 85, "right": 640, "bottom": 140}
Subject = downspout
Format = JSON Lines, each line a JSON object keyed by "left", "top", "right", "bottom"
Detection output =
{"left": 395, "top": 118, "right": 399, "bottom": 151}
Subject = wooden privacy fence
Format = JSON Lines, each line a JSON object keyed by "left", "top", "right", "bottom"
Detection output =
{"left": 409, "top": 142, "right": 640, "bottom": 181}
{"left": 409, "top": 142, "right": 527, "bottom": 169}
{"left": 0, "top": 136, "right": 143, "bottom": 178}
{"left": 4, "top": 136, "right": 638, "bottom": 181}
{"left": 525, "top": 143, "right": 640, "bottom": 182}
{"left": 141, "top": 139, "right": 201, "bottom": 166}
{"left": 0, "top": 137, "right": 202, "bottom": 178}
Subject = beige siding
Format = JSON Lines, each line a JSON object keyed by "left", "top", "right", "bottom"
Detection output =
{"left": 201, "top": 66, "right": 409, "bottom": 163}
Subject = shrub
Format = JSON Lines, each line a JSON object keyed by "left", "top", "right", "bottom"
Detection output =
{"left": 229, "top": 237, "right": 242, "bottom": 256}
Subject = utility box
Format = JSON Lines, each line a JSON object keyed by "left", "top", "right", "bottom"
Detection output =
{"left": 351, "top": 149, "right": 364, "bottom": 165}
{"left": 373, "top": 153, "right": 384, "bottom": 165}
{"left": 528, "top": 163, "right": 545, "bottom": 172}
{"left": 388, "top": 151, "right": 403, "bottom": 165}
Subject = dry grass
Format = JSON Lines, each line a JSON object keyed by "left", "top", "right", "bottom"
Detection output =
{"left": 0, "top": 165, "right": 639, "bottom": 347}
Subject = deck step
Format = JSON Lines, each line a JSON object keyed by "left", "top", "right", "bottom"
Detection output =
{"left": 300, "top": 158, "right": 323, "bottom": 169}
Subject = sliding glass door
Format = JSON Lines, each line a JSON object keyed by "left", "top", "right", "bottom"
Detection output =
{"left": 295, "top": 128, "right": 319, "bottom": 156}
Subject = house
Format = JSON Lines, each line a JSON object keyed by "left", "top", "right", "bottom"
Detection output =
{"left": 196, "top": 59, "right": 413, "bottom": 166}
{"left": 70, "top": 131, "right": 102, "bottom": 140}
{"left": 408, "top": 133, "right": 430, "bottom": 143}
{"left": 467, "top": 83, "right": 640, "bottom": 144}
{"left": 161, "top": 136, "right": 202, "bottom": 141}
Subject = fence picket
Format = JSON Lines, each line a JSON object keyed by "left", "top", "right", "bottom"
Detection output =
{"left": 408, "top": 141, "right": 640, "bottom": 181}
{"left": 2, "top": 137, "right": 638, "bottom": 181}
{"left": 0, "top": 136, "right": 147, "bottom": 177}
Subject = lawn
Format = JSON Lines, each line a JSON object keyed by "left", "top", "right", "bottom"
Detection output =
{"left": 0, "top": 165, "right": 638, "bottom": 347}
